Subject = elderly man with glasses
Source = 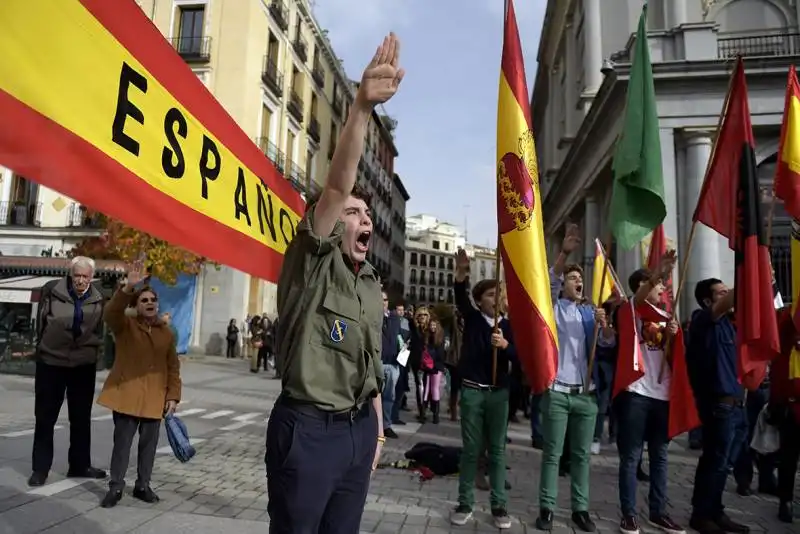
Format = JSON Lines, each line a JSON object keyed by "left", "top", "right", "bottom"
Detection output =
{"left": 28, "top": 256, "right": 107, "bottom": 487}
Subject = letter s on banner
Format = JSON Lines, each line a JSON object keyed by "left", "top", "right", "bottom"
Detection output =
{"left": 0, "top": 0, "right": 304, "bottom": 283}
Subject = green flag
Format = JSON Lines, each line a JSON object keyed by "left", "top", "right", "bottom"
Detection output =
{"left": 609, "top": 5, "right": 665, "bottom": 250}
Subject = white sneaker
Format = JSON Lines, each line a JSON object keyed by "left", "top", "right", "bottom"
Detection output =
{"left": 450, "top": 505, "right": 473, "bottom": 525}
{"left": 590, "top": 441, "right": 601, "bottom": 455}
{"left": 492, "top": 508, "right": 512, "bottom": 529}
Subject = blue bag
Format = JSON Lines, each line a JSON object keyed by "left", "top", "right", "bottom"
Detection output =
{"left": 164, "top": 414, "right": 196, "bottom": 463}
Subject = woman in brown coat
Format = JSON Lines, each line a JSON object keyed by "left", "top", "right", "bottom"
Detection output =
{"left": 97, "top": 262, "right": 181, "bottom": 508}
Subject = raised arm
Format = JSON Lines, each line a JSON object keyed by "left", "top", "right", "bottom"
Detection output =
{"left": 105, "top": 260, "right": 147, "bottom": 335}
{"left": 312, "top": 34, "right": 405, "bottom": 238}
{"left": 633, "top": 250, "right": 676, "bottom": 306}
{"left": 453, "top": 248, "right": 476, "bottom": 317}
{"left": 552, "top": 223, "right": 581, "bottom": 277}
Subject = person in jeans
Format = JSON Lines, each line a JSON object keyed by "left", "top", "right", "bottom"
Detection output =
{"left": 450, "top": 248, "right": 516, "bottom": 530}
{"left": 29, "top": 256, "right": 107, "bottom": 487}
{"left": 614, "top": 264, "right": 685, "bottom": 534}
{"left": 97, "top": 262, "right": 182, "bottom": 508}
{"left": 591, "top": 298, "right": 619, "bottom": 455}
{"left": 535, "top": 224, "right": 613, "bottom": 533}
{"left": 686, "top": 278, "right": 750, "bottom": 534}
{"left": 381, "top": 291, "right": 408, "bottom": 439}
{"left": 732, "top": 378, "right": 777, "bottom": 496}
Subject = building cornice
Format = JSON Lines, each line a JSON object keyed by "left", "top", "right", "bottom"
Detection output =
{"left": 393, "top": 173, "right": 410, "bottom": 201}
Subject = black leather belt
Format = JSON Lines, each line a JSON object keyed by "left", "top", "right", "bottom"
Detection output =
{"left": 277, "top": 395, "right": 369, "bottom": 422}
{"left": 718, "top": 395, "right": 745, "bottom": 408}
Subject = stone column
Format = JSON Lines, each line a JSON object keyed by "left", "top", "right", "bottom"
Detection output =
{"left": 582, "top": 0, "right": 603, "bottom": 96}
{"left": 681, "top": 132, "right": 719, "bottom": 314}
{"left": 667, "top": 0, "right": 688, "bottom": 27}
{"left": 583, "top": 196, "right": 600, "bottom": 293}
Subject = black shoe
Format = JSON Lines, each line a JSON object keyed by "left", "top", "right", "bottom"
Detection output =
{"left": 649, "top": 514, "right": 686, "bottom": 534}
{"left": 714, "top": 513, "right": 750, "bottom": 533}
{"left": 384, "top": 428, "right": 399, "bottom": 439}
{"left": 392, "top": 419, "right": 406, "bottom": 426}
{"left": 431, "top": 400, "right": 440, "bottom": 424}
{"left": 535, "top": 508, "right": 554, "bottom": 531}
{"left": 100, "top": 489, "right": 122, "bottom": 508}
{"left": 571, "top": 511, "right": 596, "bottom": 532}
{"left": 67, "top": 466, "right": 107, "bottom": 479}
{"left": 689, "top": 517, "right": 724, "bottom": 534}
{"left": 27, "top": 471, "right": 47, "bottom": 487}
{"left": 132, "top": 486, "right": 160, "bottom": 503}
{"left": 620, "top": 515, "right": 639, "bottom": 533}
{"left": 778, "top": 501, "right": 793, "bottom": 523}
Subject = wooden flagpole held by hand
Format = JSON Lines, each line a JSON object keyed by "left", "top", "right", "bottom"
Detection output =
{"left": 659, "top": 61, "right": 736, "bottom": 383}
{"left": 491, "top": 239, "right": 503, "bottom": 386}
{"left": 585, "top": 236, "right": 624, "bottom": 391}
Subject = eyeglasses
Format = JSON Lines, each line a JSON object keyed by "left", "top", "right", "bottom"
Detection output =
{"left": 139, "top": 297, "right": 158, "bottom": 304}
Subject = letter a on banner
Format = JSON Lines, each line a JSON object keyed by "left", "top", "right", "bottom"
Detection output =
{"left": 0, "top": 0, "right": 305, "bottom": 282}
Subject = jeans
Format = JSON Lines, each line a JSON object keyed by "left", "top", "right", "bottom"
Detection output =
{"left": 593, "top": 360, "right": 614, "bottom": 441}
{"left": 530, "top": 393, "right": 543, "bottom": 442}
{"left": 733, "top": 386, "right": 777, "bottom": 490}
{"left": 381, "top": 364, "right": 400, "bottom": 430}
{"left": 391, "top": 366, "right": 409, "bottom": 422}
{"left": 458, "top": 387, "right": 509, "bottom": 508}
{"left": 615, "top": 391, "right": 670, "bottom": 517}
{"left": 691, "top": 400, "right": 747, "bottom": 520}
{"left": 538, "top": 390, "right": 598, "bottom": 512}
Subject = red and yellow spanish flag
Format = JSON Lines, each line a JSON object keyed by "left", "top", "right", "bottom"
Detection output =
{"left": 774, "top": 66, "right": 800, "bottom": 380}
{"left": 0, "top": 0, "right": 304, "bottom": 282}
{"left": 496, "top": 0, "right": 558, "bottom": 394}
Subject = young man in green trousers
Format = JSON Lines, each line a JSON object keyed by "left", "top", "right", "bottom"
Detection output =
{"left": 449, "top": 248, "right": 517, "bottom": 530}
{"left": 535, "top": 224, "right": 615, "bottom": 532}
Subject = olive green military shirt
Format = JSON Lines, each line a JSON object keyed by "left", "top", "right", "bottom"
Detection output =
{"left": 275, "top": 205, "right": 384, "bottom": 412}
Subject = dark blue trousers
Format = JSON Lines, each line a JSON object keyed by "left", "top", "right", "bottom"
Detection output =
{"left": 691, "top": 399, "right": 747, "bottom": 520}
{"left": 265, "top": 397, "right": 377, "bottom": 534}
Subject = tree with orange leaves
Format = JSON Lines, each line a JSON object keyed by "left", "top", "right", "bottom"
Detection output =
{"left": 70, "top": 211, "right": 208, "bottom": 285}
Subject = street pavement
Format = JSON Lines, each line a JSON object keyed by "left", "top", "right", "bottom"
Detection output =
{"left": 0, "top": 357, "right": 796, "bottom": 533}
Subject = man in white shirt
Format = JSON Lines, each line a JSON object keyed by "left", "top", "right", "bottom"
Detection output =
{"left": 615, "top": 266, "right": 685, "bottom": 534}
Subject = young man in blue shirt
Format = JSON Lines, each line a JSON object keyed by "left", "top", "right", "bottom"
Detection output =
{"left": 535, "top": 223, "right": 614, "bottom": 533}
{"left": 686, "top": 278, "right": 750, "bottom": 534}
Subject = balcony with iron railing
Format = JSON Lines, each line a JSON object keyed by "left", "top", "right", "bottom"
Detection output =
{"left": 287, "top": 89, "right": 304, "bottom": 123}
{"left": 718, "top": 31, "right": 800, "bottom": 59}
{"left": 170, "top": 36, "right": 212, "bottom": 62}
{"left": 261, "top": 56, "right": 284, "bottom": 97}
{"left": 288, "top": 162, "right": 306, "bottom": 193}
{"left": 0, "top": 201, "right": 42, "bottom": 227}
{"left": 268, "top": 0, "right": 289, "bottom": 31}
{"left": 307, "top": 117, "right": 321, "bottom": 143}
{"left": 256, "top": 137, "right": 286, "bottom": 175}
{"left": 293, "top": 35, "right": 308, "bottom": 63}
{"left": 332, "top": 94, "right": 343, "bottom": 115}
{"left": 312, "top": 60, "right": 325, "bottom": 88}
{"left": 67, "top": 203, "right": 102, "bottom": 228}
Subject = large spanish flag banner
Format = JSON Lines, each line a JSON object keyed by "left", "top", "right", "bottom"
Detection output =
{"left": 0, "top": 0, "right": 304, "bottom": 282}
{"left": 496, "top": 0, "right": 558, "bottom": 394}
{"left": 774, "top": 65, "right": 800, "bottom": 380}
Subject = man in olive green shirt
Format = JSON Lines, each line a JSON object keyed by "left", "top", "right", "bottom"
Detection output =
{"left": 265, "top": 33, "right": 405, "bottom": 534}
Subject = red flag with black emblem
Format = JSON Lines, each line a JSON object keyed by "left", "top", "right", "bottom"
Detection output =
{"left": 693, "top": 58, "right": 779, "bottom": 387}
{"left": 613, "top": 300, "right": 699, "bottom": 438}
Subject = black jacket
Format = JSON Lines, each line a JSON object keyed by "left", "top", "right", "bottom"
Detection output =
{"left": 453, "top": 280, "right": 516, "bottom": 388}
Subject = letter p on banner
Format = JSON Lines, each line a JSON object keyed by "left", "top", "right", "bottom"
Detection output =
{"left": 0, "top": 0, "right": 305, "bottom": 282}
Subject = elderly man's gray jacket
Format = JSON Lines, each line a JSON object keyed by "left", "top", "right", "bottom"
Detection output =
{"left": 36, "top": 278, "right": 104, "bottom": 367}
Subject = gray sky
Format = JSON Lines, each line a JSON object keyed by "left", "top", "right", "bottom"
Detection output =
{"left": 313, "top": 0, "right": 546, "bottom": 247}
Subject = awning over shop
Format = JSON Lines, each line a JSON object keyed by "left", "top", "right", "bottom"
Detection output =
{"left": 0, "top": 275, "right": 63, "bottom": 304}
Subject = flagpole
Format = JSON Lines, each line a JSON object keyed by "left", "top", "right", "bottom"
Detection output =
{"left": 585, "top": 236, "right": 615, "bottom": 391}
{"left": 659, "top": 57, "right": 737, "bottom": 381}
{"left": 672, "top": 60, "right": 736, "bottom": 311}
{"left": 491, "top": 237, "right": 503, "bottom": 386}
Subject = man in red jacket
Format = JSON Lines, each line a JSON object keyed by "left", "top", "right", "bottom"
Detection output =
{"left": 769, "top": 307, "right": 800, "bottom": 523}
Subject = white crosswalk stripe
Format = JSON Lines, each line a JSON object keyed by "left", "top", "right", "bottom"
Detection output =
{"left": 0, "top": 425, "right": 62, "bottom": 438}
{"left": 200, "top": 410, "right": 235, "bottom": 419}
{"left": 175, "top": 408, "right": 207, "bottom": 417}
